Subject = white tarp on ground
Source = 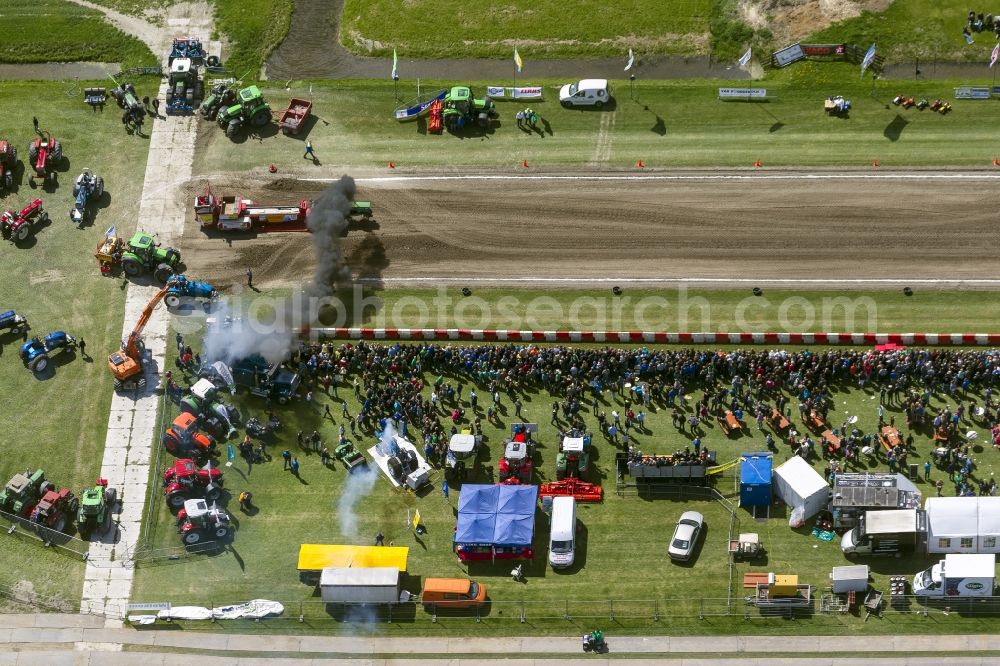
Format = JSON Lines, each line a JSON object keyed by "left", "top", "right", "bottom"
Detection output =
{"left": 773, "top": 456, "right": 829, "bottom": 520}
{"left": 927, "top": 496, "right": 1000, "bottom": 553}
{"left": 131, "top": 600, "right": 284, "bottom": 622}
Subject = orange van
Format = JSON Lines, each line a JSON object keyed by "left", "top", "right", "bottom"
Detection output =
{"left": 421, "top": 578, "right": 488, "bottom": 609}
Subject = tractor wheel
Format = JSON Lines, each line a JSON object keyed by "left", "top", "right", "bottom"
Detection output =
{"left": 113, "top": 378, "right": 123, "bottom": 391}
{"left": 194, "top": 81, "right": 203, "bottom": 100}
{"left": 3, "top": 172, "right": 11, "bottom": 189}
{"left": 39, "top": 481, "right": 54, "bottom": 495}
{"left": 278, "top": 396, "right": 288, "bottom": 405}
{"left": 214, "top": 525, "right": 230, "bottom": 539}
{"left": 225, "top": 120, "right": 240, "bottom": 138}
{"left": 15, "top": 223, "right": 32, "bottom": 241}
{"left": 183, "top": 530, "right": 202, "bottom": 545}
{"left": 68, "top": 497, "right": 79, "bottom": 514}
{"left": 251, "top": 109, "right": 272, "bottom": 127}
{"left": 153, "top": 264, "right": 174, "bottom": 284}
{"left": 73, "top": 183, "right": 80, "bottom": 197}
{"left": 207, "top": 55, "right": 220, "bottom": 67}
{"left": 205, "top": 486, "right": 221, "bottom": 502}
{"left": 122, "top": 259, "right": 142, "bottom": 277}
{"left": 29, "top": 354, "right": 49, "bottom": 373}
{"left": 95, "top": 177, "right": 104, "bottom": 198}
{"left": 162, "top": 433, "right": 181, "bottom": 454}
{"left": 50, "top": 141, "right": 62, "bottom": 164}
{"left": 167, "top": 492, "right": 186, "bottom": 509}
{"left": 52, "top": 515, "right": 66, "bottom": 533}
{"left": 27, "top": 142, "right": 37, "bottom": 164}
{"left": 164, "top": 293, "right": 181, "bottom": 308}
{"left": 185, "top": 89, "right": 194, "bottom": 104}
{"left": 10, "top": 325, "right": 21, "bottom": 335}
{"left": 105, "top": 488, "right": 118, "bottom": 511}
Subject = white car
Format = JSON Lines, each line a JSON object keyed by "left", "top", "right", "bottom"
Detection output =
{"left": 668, "top": 510, "right": 704, "bottom": 561}
{"left": 559, "top": 79, "right": 610, "bottom": 108}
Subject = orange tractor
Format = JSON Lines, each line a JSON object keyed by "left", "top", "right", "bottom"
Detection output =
{"left": 107, "top": 282, "right": 172, "bottom": 391}
{"left": 162, "top": 412, "right": 216, "bottom": 459}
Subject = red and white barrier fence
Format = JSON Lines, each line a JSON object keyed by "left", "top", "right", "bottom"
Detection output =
{"left": 309, "top": 329, "right": 1000, "bottom": 346}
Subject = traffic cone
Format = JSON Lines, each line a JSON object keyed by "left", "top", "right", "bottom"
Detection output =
{"left": 268, "top": 164, "right": 277, "bottom": 173}
{"left": 388, "top": 161, "right": 395, "bottom": 169}
{"left": 754, "top": 159, "right": 761, "bottom": 168}
{"left": 636, "top": 159, "right": 644, "bottom": 168}
{"left": 872, "top": 159, "right": 879, "bottom": 167}
{"left": 993, "top": 157, "right": 999, "bottom": 167}
{"left": 521, "top": 159, "right": 529, "bottom": 168}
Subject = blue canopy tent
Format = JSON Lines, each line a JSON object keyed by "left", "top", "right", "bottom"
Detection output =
{"left": 454, "top": 484, "right": 538, "bottom": 561}
{"left": 739, "top": 452, "right": 773, "bottom": 508}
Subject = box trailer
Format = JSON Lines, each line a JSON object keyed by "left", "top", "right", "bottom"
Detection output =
{"left": 912, "top": 553, "right": 996, "bottom": 597}
{"left": 830, "top": 472, "right": 921, "bottom": 529}
{"left": 319, "top": 567, "right": 401, "bottom": 604}
{"left": 840, "top": 508, "right": 927, "bottom": 556}
{"left": 830, "top": 564, "right": 870, "bottom": 593}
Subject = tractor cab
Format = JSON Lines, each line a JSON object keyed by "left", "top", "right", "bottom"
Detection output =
{"left": 556, "top": 433, "right": 591, "bottom": 480}
{"left": 446, "top": 87, "right": 473, "bottom": 115}
{"left": 190, "top": 378, "right": 218, "bottom": 404}
{"left": 499, "top": 438, "right": 533, "bottom": 483}
{"left": 447, "top": 432, "right": 479, "bottom": 480}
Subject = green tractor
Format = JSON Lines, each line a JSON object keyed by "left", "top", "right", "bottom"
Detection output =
{"left": 0, "top": 469, "right": 46, "bottom": 516}
{"left": 121, "top": 231, "right": 181, "bottom": 282}
{"left": 200, "top": 78, "right": 237, "bottom": 120}
{"left": 217, "top": 86, "right": 272, "bottom": 138}
{"left": 165, "top": 57, "right": 203, "bottom": 115}
{"left": 555, "top": 432, "right": 592, "bottom": 480}
{"left": 77, "top": 479, "right": 117, "bottom": 539}
{"left": 442, "top": 86, "right": 497, "bottom": 132}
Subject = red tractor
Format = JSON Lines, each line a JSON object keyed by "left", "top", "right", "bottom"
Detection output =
{"left": 163, "top": 459, "right": 223, "bottom": 509}
{"left": 0, "top": 140, "right": 17, "bottom": 191}
{"left": 27, "top": 486, "right": 79, "bottom": 533}
{"left": 499, "top": 430, "right": 535, "bottom": 483}
{"left": 27, "top": 118, "right": 63, "bottom": 185}
{"left": 0, "top": 198, "right": 48, "bottom": 242}
{"left": 162, "top": 412, "right": 216, "bottom": 458}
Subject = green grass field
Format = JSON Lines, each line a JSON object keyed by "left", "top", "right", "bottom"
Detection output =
{"left": 194, "top": 70, "right": 1000, "bottom": 174}
{"left": 0, "top": 0, "right": 155, "bottom": 66}
{"left": 130, "top": 342, "right": 1000, "bottom": 635}
{"left": 213, "top": 0, "right": 293, "bottom": 75}
{"left": 0, "top": 81, "right": 156, "bottom": 604}
{"left": 340, "top": 0, "right": 712, "bottom": 59}
{"left": 319, "top": 287, "right": 1000, "bottom": 334}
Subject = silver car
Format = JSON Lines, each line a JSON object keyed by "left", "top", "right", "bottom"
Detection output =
{"left": 668, "top": 510, "right": 704, "bottom": 561}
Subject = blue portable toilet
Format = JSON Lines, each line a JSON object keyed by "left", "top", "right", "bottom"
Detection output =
{"left": 739, "top": 452, "right": 773, "bottom": 507}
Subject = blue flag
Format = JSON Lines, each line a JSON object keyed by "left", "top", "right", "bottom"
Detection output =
{"left": 227, "top": 442, "right": 236, "bottom": 461}
{"left": 860, "top": 43, "right": 876, "bottom": 78}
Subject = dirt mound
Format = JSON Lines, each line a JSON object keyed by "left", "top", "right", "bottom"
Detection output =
{"left": 741, "top": 0, "right": 892, "bottom": 45}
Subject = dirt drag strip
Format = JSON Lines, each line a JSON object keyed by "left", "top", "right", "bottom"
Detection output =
{"left": 174, "top": 174, "right": 1000, "bottom": 290}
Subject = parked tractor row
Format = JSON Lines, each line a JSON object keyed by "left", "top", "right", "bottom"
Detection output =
{"left": 0, "top": 470, "right": 116, "bottom": 538}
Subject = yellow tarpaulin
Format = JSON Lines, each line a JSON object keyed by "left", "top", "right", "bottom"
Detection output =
{"left": 296, "top": 544, "right": 409, "bottom": 572}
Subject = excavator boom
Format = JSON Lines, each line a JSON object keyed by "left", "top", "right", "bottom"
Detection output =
{"left": 108, "top": 283, "right": 171, "bottom": 385}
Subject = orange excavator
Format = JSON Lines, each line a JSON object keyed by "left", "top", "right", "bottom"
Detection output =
{"left": 108, "top": 283, "right": 172, "bottom": 391}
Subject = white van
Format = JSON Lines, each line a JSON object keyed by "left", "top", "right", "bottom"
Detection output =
{"left": 548, "top": 496, "right": 577, "bottom": 569}
{"left": 559, "top": 79, "right": 610, "bottom": 108}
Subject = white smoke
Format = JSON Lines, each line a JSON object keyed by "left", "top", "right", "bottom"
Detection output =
{"left": 337, "top": 465, "right": 377, "bottom": 539}
{"left": 203, "top": 176, "right": 356, "bottom": 365}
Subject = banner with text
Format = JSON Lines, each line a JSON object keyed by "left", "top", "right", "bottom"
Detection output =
{"left": 954, "top": 86, "right": 991, "bottom": 99}
{"left": 773, "top": 43, "right": 806, "bottom": 67}
{"left": 719, "top": 88, "right": 768, "bottom": 99}
{"left": 487, "top": 86, "right": 544, "bottom": 99}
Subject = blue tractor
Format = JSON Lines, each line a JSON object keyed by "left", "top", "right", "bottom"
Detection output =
{"left": 70, "top": 169, "right": 105, "bottom": 226}
{"left": 0, "top": 310, "right": 29, "bottom": 337}
{"left": 164, "top": 275, "right": 217, "bottom": 308}
{"left": 20, "top": 331, "right": 76, "bottom": 373}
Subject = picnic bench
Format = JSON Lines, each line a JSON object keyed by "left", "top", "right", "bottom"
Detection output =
{"left": 821, "top": 429, "right": 842, "bottom": 453}
{"left": 770, "top": 410, "right": 791, "bottom": 432}
{"left": 806, "top": 410, "right": 827, "bottom": 432}
{"left": 718, "top": 410, "right": 743, "bottom": 436}
{"left": 880, "top": 426, "right": 902, "bottom": 452}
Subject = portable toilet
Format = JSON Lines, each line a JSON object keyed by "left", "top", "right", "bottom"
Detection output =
{"left": 739, "top": 452, "right": 773, "bottom": 508}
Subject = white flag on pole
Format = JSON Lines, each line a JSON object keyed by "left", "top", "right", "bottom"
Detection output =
{"left": 860, "top": 43, "right": 877, "bottom": 78}
{"left": 738, "top": 47, "right": 752, "bottom": 67}
{"left": 391, "top": 48, "right": 398, "bottom": 79}
{"left": 624, "top": 49, "right": 635, "bottom": 71}
{"left": 991, "top": 43, "right": 999, "bottom": 67}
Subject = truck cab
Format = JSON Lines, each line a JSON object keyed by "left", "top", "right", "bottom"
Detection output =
{"left": 841, "top": 508, "right": 926, "bottom": 556}
{"left": 913, "top": 553, "right": 996, "bottom": 597}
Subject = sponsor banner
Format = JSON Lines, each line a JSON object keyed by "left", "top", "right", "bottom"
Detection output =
{"left": 393, "top": 88, "right": 448, "bottom": 121}
{"left": 773, "top": 43, "right": 806, "bottom": 67}
{"left": 719, "top": 88, "right": 767, "bottom": 98}
{"left": 487, "top": 86, "right": 544, "bottom": 99}
{"left": 801, "top": 43, "right": 845, "bottom": 57}
{"left": 954, "top": 86, "right": 991, "bottom": 99}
